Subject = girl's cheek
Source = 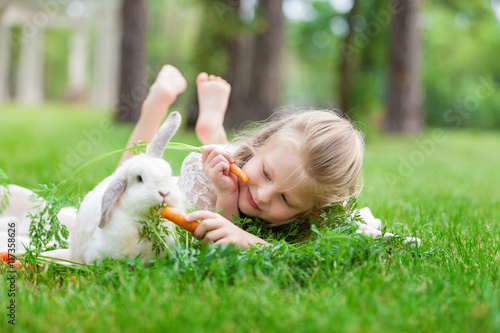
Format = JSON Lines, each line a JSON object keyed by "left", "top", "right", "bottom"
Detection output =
{"left": 242, "top": 165, "right": 257, "bottom": 182}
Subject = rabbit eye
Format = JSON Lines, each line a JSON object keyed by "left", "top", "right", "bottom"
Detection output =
{"left": 137, "top": 175, "right": 143, "bottom": 183}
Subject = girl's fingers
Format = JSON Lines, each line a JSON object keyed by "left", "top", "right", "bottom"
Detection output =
{"left": 185, "top": 210, "right": 219, "bottom": 222}
{"left": 191, "top": 220, "right": 208, "bottom": 240}
{"left": 193, "top": 218, "right": 221, "bottom": 240}
{"left": 201, "top": 146, "right": 215, "bottom": 164}
{"left": 202, "top": 228, "right": 227, "bottom": 245}
{"left": 210, "top": 150, "right": 233, "bottom": 165}
{"left": 214, "top": 161, "right": 231, "bottom": 176}
{"left": 200, "top": 147, "right": 248, "bottom": 183}
{"left": 192, "top": 222, "right": 206, "bottom": 240}
{"left": 186, "top": 211, "right": 220, "bottom": 240}
{"left": 206, "top": 155, "right": 230, "bottom": 172}
{"left": 202, "top": 147, "right": 234, "bottom": 165}
{"left": 214, "top": 238, "right": 232, "bottom": 245}
{"left": 185, "top": 211, "right": 235, "bottom": 244}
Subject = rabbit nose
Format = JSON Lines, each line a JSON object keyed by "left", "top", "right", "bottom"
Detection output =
{"left": 159, "top": 190, "right": 170, "bottom": 198}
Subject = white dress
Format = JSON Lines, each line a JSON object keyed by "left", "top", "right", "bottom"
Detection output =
{"left": 178, "top": 151, "right": 218, "bottom": 212}
{"left": 0, "top": 150, "right": 420, "bottom": 253}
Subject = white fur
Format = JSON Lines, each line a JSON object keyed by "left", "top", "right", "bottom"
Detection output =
{"left": 51, "top": 112, "right": 184, "bottom": 264}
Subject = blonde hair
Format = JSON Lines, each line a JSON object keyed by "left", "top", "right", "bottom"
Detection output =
{"left": 233, "top": 108, "right": 365, "bottom": 221}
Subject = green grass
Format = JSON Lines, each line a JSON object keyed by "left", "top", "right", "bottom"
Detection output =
{"left": 0, "top": 103, "right": 201, "bottom": 192}
{"left": 1, "top": 104, "right": 499, "bottom": 332}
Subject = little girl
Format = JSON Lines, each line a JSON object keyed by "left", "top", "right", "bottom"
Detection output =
{"left": 120, "top": 65, "right": 366, "bottom": 249}
{"left": 0, "top": 65, "right": 415, "bottom": 253}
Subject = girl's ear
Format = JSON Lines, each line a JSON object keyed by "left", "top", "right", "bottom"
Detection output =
{"left": 99, "top": 177, "right": 127, "bottom": 228}
{"left": 146, "top": 111, "right": 181, "bottom": 158}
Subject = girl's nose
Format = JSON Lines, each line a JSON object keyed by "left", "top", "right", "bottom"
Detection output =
{"left": 257, "top": 186, "right": 273, "bottom": 205}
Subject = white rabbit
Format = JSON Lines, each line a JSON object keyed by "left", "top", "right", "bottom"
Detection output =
{"left": 43, "top": 112, "right": 183, "bottom": 264}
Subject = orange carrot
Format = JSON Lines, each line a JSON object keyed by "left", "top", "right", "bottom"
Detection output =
{"left": 230, "top": 163, "right": 248, "bottom": 183}
{"left": 0, "top": 252, "right": 14, "bottom": 263}
{"left": 160, "top": 206, "right": 199, "bottom": 233}
{"left": 13, "top": 263, "right": 23, "bottom": 270}
{"left": 7, "top": 262, "right": 34, "bottom": 271}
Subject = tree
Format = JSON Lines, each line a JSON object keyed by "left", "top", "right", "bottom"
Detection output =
{"left": 224, "top": 31, "right": 252, "bottom": 128}
{"left": 338, "top": 0, "right": 360, "bottom": 114}
{"left": 117, "top": 0, "right": 147, "bottom": 122}
{"left": 385, "top": 0, "right": 423, "bottom": 133}
{"left": 242, "top": 0, "right": 284, "bottom": 126}
{"left": 186, "top": 0, "right": 245, "bottom": 129}
{"left": 187, "top": 0, "right": 284, "bottom": 130}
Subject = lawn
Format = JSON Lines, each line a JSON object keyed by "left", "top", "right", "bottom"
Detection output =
{"left": 1, "top": 104, "right": 499, "bottom": 332}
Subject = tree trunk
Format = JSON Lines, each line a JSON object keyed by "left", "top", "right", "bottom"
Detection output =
{"left": 186, "top": 0, "right": 240, "bottom": 129}
{"left": 224, "top": 34, "right": 252, "bottom": 130}
{"left": 338, "top": 0, "right": 359, "bottom": 115}
{"left": 117, "top": 0, "right": 146, "bottom": 122}
{"left": 385, "top": 0, "right": 423, "bottom": 133}
{"left": 244, "top": 0, "right": 284, "bottom": 125}
{"left": 187, "top": 0, "right": 283, "bottom": 130}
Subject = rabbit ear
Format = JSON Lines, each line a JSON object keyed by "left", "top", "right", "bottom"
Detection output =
{"left": 146, "top": 111, "right": 182, "bottom": 158}
{"left": 99, "top": 176, "right": 127, "bottom": 228}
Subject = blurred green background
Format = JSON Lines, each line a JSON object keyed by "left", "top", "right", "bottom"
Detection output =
{"left": 2, "top": 0, "right": 499, "bottom": 130}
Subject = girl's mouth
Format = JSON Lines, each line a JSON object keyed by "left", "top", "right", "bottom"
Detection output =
{"left": 247, "top": 189, "right": 261, "bottom": 211}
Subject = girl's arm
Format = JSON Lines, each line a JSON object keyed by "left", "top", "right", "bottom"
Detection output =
{"left": 215, "top": 194, "right": 240, "bottom": 221}
{"left": 186, "top": 211, "right": 269, "bottom": 249}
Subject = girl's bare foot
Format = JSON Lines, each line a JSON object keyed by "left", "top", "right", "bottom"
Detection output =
{"left": 196, "top": 72, "right": 231, "bottom": 145}
{"left": 143, "top": 65, "right": 187, "bottom": 116}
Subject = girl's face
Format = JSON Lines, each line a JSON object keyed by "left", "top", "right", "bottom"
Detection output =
{"left": 237, "top": 143, "right": 316, "bottom": 224}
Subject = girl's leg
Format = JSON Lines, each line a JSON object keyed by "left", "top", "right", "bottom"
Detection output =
{"left": 119, "top": 65, "right": 187, "bottom": 165}
{"left": 195, "top": 73, "right": 231, "bottom": 145}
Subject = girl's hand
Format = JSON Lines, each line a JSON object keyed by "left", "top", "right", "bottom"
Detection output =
{"left": 201, "top": 146, "right": 239, "bottom": 196}
{"left": 186, "top": 211, "right": 269, "bottom": 249}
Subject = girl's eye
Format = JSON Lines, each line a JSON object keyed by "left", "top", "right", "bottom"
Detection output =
{"left": 137, "top": 175, "right": 143, "bottom": 182}
{"left": 282, "top": 194, "right": 290, "bottom": 206}
{"left": 263, "top": 166, "right": 271, "bottom": 180}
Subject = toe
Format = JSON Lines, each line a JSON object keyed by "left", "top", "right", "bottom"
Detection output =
{"left": 209, "top": 74, "right": 216, "bottom": 81}
{"left": 197, "top": 72, "right": 208, "bottom": 85}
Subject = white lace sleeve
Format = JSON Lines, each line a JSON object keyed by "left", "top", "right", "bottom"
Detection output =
{"left": 178, "top": 152, "right": 217, "bottom": 212}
